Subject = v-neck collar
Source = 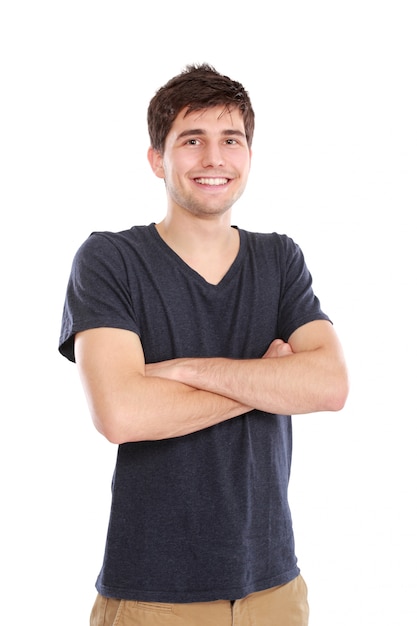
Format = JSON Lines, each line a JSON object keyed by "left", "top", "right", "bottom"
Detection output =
{"left": 148, "top": 223, "right": 245, "bottom": 288}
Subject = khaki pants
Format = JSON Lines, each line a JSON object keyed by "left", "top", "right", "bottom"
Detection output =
{"left": 90, "top": 575, "right": 309, "bottom": 625}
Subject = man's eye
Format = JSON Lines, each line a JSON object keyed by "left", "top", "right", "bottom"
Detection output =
{"left": 225, "top": 139, "right": 237, "bottom": 145}
{"left": 187, "top": 139, "right": 199, "bottom": 145}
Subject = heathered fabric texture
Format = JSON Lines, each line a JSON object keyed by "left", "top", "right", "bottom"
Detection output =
{"left": 59, "top": 224, "right": 330, "bottom": 602}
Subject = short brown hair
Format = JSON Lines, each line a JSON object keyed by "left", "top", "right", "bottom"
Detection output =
{"left": 147, "top": 63, "right": 255, "bottom": 153}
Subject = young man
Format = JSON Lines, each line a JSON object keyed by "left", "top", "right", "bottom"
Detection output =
{"left": 59, "top": 63, "right": 349, "bottom": 626}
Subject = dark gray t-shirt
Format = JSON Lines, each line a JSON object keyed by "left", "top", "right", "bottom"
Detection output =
{"left": 59, "top": 223, "right": 330, "bottom": 602}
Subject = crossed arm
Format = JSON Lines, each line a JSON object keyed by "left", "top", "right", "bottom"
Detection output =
{"left": 74, "top": 319, "right": 349, "bottom": 444}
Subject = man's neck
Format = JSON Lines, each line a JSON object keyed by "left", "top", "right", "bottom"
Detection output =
{"left": 155, "top": 215, "right": 240, "bottom": 285}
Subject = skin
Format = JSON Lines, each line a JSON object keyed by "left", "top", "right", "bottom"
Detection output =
{"left": 74, "top": 105, "right": 349, "bottom": 443}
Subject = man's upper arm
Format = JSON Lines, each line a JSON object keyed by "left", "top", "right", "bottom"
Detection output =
{"left": 288, "top": 319, "right": 344, "bottom": 357}
{"left": 74, "top": 327, "right": 145, "bottom": 437}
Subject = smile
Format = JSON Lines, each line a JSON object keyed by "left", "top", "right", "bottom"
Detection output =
{"left": 194, "top": 177, "right": 229, "bottom": 186}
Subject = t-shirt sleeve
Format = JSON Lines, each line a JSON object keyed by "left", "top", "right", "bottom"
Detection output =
{"left": 277, "top": 236, "right": 331, "bottom": 341}
{"left": 58, "top": 232, "right": 140, "bottom": 362}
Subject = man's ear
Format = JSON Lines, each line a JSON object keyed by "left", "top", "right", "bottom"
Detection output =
{"left": 147, "top": 147, "right": 165, "bottom": 179}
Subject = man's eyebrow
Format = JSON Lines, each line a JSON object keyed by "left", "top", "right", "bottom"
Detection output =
{"left": 176, "top": 129, "right": 246, "bottom": 140}
{"left": 176, "top": 129, "right": 206, "bottom": 139}
{"left": 222, "top": 129, "right": 246, "bottom": 138}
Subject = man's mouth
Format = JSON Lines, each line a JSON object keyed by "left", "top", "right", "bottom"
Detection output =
{"left": 194, "top": 177, "right": 229, "bottom": 186}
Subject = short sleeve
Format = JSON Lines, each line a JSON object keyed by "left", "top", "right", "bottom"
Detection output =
{"left": 58, "top": 233, "right": 140, "bottom": 362}
{"left": 277, "top": 236, "right": 331, "bottom": 341}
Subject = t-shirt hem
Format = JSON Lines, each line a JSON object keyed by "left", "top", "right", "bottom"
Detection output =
{"left": 95, "top": 566, "right": 300, "bottom": 603}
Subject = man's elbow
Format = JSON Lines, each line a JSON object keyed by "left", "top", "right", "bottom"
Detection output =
{"left": 325, "top": 372, "right": 350, "bottom": 412}
{"left": 91, "top": 403, "right": 170, "bottom": 444}
{"left": 91, "top": 406, "right": 149, "bottom": 444}
{"left": 91, "top": 411, "right": 126, "bottom": 444}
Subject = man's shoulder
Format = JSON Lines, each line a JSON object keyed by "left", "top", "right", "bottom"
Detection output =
{"left": 77, "top": 224, "right": 155, "bottom": 256}
{"left": 88, "top": 223, "right": 153, "bottom": 243}
{"left": 238, "top": 227, "right": 297, "bottom": 252}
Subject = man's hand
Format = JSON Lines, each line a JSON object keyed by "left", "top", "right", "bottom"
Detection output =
{"left": 262, "top": 339, "right": 294, "bottom": 359}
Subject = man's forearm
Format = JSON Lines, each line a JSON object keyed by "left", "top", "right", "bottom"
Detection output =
{"left": 141, "top": 377, "right": 253, "bottom": 440}
{"left": 91, "top": 372, "right": 252, "bottom": 444}
{"left": 146, "top": 349, "right": 348, "bottom": 416}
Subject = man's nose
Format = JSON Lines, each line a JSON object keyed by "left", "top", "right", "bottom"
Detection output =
{"left": 201, "top": 143, "right": 225, "bottom": 168}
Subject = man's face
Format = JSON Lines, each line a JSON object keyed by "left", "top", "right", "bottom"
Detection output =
{"left": 149, "top": 105, "right": 252, "bottom": 219}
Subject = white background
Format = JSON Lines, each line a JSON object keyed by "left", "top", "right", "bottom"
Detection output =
{"left": 1, "top": 1, "right": 416, "bottom": 624}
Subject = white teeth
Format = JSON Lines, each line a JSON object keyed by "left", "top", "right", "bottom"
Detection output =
{"left": 195, "top": 177, "right": 228, "bottom": 186}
